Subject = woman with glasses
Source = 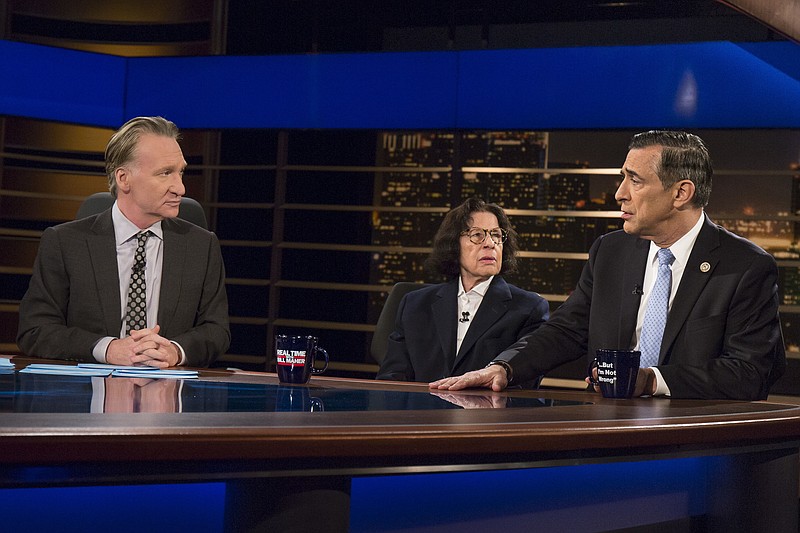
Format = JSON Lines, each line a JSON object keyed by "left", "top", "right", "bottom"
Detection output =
{"left": 376, "top": 197, "right": 550, "bottom": 384}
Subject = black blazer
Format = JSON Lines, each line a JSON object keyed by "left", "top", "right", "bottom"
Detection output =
{"left": 497, "top": 214, "right": 786, "bottom": 400}
{"left": 17, "top": 209, "right": 230, "bottom": 367}
{"left": 377, "top": 276, "right": 549, "bottom": 383}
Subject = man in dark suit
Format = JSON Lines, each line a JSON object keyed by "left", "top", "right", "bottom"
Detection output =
{"left": 431, "top": 131, "right": 785, "bottom": 400}
{"left": 377, "top": 198, "right": 549, "bottom": 383}
{"left": 17, "top": 116, "right": 229, "bottom": 368}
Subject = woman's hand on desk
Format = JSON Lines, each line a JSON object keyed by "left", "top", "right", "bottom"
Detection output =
{"left": 429, "top": 365, "right": 508, "bottom": 392}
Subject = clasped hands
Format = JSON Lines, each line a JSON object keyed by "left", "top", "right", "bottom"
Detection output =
{"left": 106, "top": 324, "right": 180, "bottom": 367}
{"left": 103, "top": 376, "right": 179, "bottom": 413}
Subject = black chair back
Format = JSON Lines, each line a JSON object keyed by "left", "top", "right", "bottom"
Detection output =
{"left": 75, "top": 192, "right": 208, "bottom": 230}
{"left": 370, "top": 282, "right": 430, "bottom": 364}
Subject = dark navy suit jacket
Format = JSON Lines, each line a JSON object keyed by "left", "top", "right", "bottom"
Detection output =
{"left": 497, "top": 215, "right": 785, "bottom": 400}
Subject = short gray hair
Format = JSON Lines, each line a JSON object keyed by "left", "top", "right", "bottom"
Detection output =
{"left": 105, "top": 116, "right": 181, "bottom": 197}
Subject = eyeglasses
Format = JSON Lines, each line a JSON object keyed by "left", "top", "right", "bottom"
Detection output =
{"left": 461, "top": 227, "right": 508, "bottom": 245}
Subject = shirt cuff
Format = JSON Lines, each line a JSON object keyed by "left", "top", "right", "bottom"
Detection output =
{"left": 92, "top": 337, "right": 115, "bottom": 363}
{"left": 171, "top": 341, "right": 186, "bottom": 366}
{"left": 650, "top": 366, "right": 672, "bottom": 396}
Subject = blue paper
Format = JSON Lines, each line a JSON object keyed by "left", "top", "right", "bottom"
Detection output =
{"left": 78, "top": 363, "right": 159, "bottom": 371}
{"left": 111, "top": 369, "right": 198, "bottom": 379}
{"left": 20, "top": 365, "right": 113, "bottom": 377}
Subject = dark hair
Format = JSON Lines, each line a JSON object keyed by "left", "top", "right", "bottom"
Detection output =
{"left": 628, "top": 130, "right": 712, "bottom": 208}
{"left": 425, "top": 197, "right": 520, "bottom": 279}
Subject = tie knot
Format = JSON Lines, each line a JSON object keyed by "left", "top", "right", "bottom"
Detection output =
{"left": 137, "top": 231, "right": 152, "bottom": 245}
{"left": 657, "top": 248, "right": 675, "bottom": 267}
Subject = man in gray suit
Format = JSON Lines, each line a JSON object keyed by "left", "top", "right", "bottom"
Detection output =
{"left": 431, "top": 131, "right": 785, "bottom": 400}
{"left": 17, "top": 116, "right": 230, "bottom": 367}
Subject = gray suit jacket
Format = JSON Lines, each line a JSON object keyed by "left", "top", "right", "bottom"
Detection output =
{"left": 17, "top": 209, "right": 230, "bottom": 367}
{"left": 377, "top": 276, "right": 549, "bottom": 383}
{"left": 497, "top": 214, "right": 785, "bottom": 400}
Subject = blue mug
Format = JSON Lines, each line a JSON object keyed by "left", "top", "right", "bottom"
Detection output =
{"left": 275, "top": 386, "right": 325, "bottom": 412}
{"left": 591, "top": 349, "right": 640, "bottom": 399}
{"left": 275, "top": 335, "right": 329, "bottom": 384}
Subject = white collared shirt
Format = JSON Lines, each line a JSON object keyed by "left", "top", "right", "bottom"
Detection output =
{"left": 456, "top": 276, "right": 493, "bottom": 355}
{"left": 634, "top": 212, "right": 705, "bottom": 395}
{"left": 112, "top": 203, "right": 164, "bottom": 337}
{"left": 92, "top": 203, "right": 183, "bottom": 363}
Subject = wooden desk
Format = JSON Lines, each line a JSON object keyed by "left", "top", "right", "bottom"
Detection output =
{"left": 1, "top": 361, "right": 798, "bottom": 532}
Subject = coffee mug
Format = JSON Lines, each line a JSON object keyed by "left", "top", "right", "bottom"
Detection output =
{"left": 590, "top": 349, "right": 641, "bottom": 399}
{"left": 275, "top": 335, "right": 329, "bottom": 384}
{"left": 275, "top": 386, "right": 325, "bottom": 412}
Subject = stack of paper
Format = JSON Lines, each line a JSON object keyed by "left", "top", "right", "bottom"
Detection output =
{"left": 20, "top": 364, "right": 114, "bottom": 377}
{"left": 79, "top": 364, "right": 198, "bottom": 379}
{"left": 112, "top": 368, "right": 198, "bottom": 379}
{"left": 19, "top": 363, "right": 198, "bottom": 379}
{"left": 0, "top": 357, "right": 14, "bottom": 373}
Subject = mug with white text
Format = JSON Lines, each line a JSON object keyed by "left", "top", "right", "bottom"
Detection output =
{"left": 275, "top": 335, "right": 329, "bottom": 384}
{"left": 590, "top": 349, "right": 641, "bottom": 399}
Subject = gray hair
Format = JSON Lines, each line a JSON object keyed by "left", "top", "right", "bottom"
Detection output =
{"left": 105, "top": 116, "right": 181, "bottom": 197}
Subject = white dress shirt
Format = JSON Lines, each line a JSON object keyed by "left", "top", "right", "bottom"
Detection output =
{"left": 456, "top": 276, "right": 493, "bottom": 355}
{"left": 92, "top": 203, "right": 184, "bottom": 364}
{"left": 634, "top": 212, "right": 705, "bottom": 395}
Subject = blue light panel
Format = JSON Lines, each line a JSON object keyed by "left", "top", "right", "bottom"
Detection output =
{"left": 125, "top": 52, "right": 459, "bottom": 129}
{"left": 350, "top": 457, "right": 708, "bottom": 532}
{"left": 2, "top": 39, "right": 800, "bottom": 129}
{"left": 456, "top": 42, "right": 800, "bottom": 129}
{"left": 0, "top": 40, "right": 125, "bottom": 127}
{"left": 0, "top": 483, "right": 225, "bottom": 532}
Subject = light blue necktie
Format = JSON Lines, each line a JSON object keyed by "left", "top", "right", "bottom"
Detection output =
{"left": 640, "top": 248, "right": 675, "bottom": 368}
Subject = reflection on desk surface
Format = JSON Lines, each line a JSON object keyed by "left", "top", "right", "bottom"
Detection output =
{"left": 0, "top": 372, "right": 588, "bottom": 414}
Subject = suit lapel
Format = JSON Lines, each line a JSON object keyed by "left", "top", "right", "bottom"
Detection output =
{"left": 454, "top": 277, "right": 510, "bottom": 370}
{"left": 157, "top": 219, "right": 187, "bottom": 333}
{"left": 431, "top": 281, "right": 457, "bottom": 363}
{"left": 660, "top": 215, "right": 718, "bottom": 360}
{"left": 619, "top": 238, "right": 649, "bottom": 349}
{"left": 88, "top": 211, "right": 123, "bottom": 336}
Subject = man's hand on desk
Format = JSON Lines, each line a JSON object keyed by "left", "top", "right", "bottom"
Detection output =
{"left": 429, "top": 365, "right": 508, "bottom": 392}
{"left": 430, "top": 391, "right": 508, "bottom": 409}
{"left": 106, "top": 325, "right": 180, "bottom": 368}
{"left": 634, "top": 368, "right": 658, "bottom": 396}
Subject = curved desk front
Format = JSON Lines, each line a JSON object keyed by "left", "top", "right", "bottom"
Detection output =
{"left": 0, "top": 360, "right": 798, "bottom": 532}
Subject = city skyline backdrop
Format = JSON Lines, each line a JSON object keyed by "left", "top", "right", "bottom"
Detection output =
{"left": 368, "top": 130, "right": 800, "bottom": 355}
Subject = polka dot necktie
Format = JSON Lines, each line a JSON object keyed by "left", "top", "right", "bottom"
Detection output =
{"left": 125, "top": 231, "right": 152, "bottom": 335}
{"left": 639, "top": 248, "right": 675, "bottom": 368}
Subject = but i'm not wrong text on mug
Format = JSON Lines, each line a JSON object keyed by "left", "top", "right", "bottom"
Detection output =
{"left": 590, "top": 349, "right": 640, "bottom": 399}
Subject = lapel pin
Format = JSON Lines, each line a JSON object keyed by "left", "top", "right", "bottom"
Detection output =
{"left": 700, "top": 262, "right": 711, "bottom": 273}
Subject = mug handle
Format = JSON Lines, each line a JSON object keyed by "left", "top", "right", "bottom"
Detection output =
{"left": 312, "top": 347, "right": 329, "bottom": 374}
{"left": 309, "top": 397, "right": 325, "bottom": 412}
